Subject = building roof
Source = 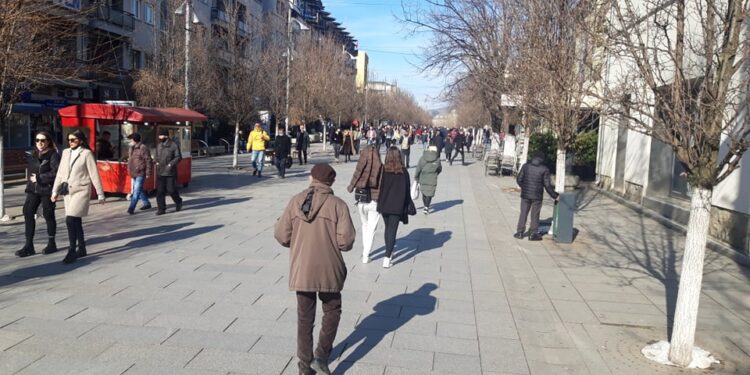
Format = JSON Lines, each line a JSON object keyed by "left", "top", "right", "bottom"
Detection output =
{"left": 59, "top": 104, "right": 208, "bottom": 123}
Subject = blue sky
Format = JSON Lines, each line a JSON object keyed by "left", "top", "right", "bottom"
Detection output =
{"left": 323, "top": 0, "right": 447, "bottom": 110}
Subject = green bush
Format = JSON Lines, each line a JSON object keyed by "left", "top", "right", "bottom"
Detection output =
{"left": 528, "top": 132, "right": 557, "bottom": 170}
{"left": 573, "top": 131, "right": 598, "bottom": 167}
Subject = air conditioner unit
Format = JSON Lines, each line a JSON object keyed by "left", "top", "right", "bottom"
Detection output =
{"left": 64, "top": 89, "right": 80, "bottom": 99}
{"left": 82, "top": 88, "right": 94, "bottom": 100}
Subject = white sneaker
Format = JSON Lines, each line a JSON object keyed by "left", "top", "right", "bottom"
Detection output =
{"left": 382, "top": 257, "right": 392, "bottom": 268}
{"left": 362, "top": 255, "right": 370, "bottom": 264}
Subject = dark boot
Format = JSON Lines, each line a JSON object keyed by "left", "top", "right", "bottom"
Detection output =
{"left": 62, "top": 249, "right": 77, "bottom": 264}
{"left": 310, "top": 358, "right": 331, "bottom": 375}
{"left": 513, "top": 231, "right": 525, "bottom": 239}
{"left": 528, "top": 233, "right": 543, "bottom": 241}
{"left": 42, "top": 238, "right": 58, "bottom": 255}
{"left": 15, "top": 243, "right": 35, "bottom": 258}
{"left": 76, "top": 243, "right": 87, "bottom": 258}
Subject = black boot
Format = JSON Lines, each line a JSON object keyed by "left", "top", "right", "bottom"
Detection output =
{"left": 76, "top": 243, "right": 87, "bottom": 258}
{"left": 310, "top": 358, "right": 331, "bottom": 375}
{"left": 42, "top": 238, "right": 58, "bottom": 255}
{"left": 62, "top": 249, "right": 77, "bottom": 264}
{"left": 15, "top": 243, "right": 35, "bottom": 258}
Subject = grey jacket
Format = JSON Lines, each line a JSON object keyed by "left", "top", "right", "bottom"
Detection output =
{"left": 156, "top": 139, "right": 181, "bottom": 176}
{"left": 415, "top": 150, "right": 442, "bottom": 197}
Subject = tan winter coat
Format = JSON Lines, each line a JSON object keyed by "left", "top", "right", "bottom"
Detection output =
{"left": 347, "top": 145, "right": 382, "bottom": 202}
{"left": 52, "top": 148, "right": 104, "bottom": 217}
{"left": 274, "top": 182, "right": 356, "bottom": 292}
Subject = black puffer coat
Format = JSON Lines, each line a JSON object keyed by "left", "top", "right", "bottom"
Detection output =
{"left": 516, "top": 156, "right": 559, "bottom": 201}
{"left": 25, "top": 149, "right": 61, "bottom": 196}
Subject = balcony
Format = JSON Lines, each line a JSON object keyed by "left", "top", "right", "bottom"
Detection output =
{"left": 211, "top": 8, "right": 251, "bottom": 36}
{"left": 94, "top": 5, "right": 135, "bottom": 32}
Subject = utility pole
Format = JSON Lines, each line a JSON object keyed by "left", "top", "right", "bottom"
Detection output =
{"left": 184, "top": 0, "right": 191, "bottom": 110}
{"left": 284, "top": 1, "right": 293, "bottom": 135}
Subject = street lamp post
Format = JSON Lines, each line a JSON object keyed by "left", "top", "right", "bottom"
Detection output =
{"left": 183, "top": 0, "right": 191, "bottom": 110}
{"left": 284, "top": 2, "right": 293, "bottom": 135}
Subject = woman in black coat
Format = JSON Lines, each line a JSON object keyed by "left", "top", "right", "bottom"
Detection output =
{"left": 377, "top": 147, "right": 415, "bottom": 268}
{"left": 16, "top": 131, "right": 60, "bottom": 257}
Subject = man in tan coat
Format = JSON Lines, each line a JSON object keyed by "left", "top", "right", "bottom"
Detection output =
{"left": 274, "top": 163, "right": 356, "bottom": 375}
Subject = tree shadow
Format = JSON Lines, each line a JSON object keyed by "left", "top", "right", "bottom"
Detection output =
{"left": 0, "top": 224, "right": 223, "bottom": 289}
{"left": 369, "top": 228, "right": 452, "bottom": 265}
{"left": 429, "top": 199, "right": 464, "bottom": 213}
{"left": 331, "top": 283, "right": 438, "bottom": 374}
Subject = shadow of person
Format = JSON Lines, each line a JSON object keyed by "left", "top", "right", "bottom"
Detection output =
{"left": 429, "top": 199, "right": 464, "bottom": 213}
{"left": 331, "top": 283, "right": 438, "bottom": 374}
{"left": 370, "top": 229, "right": 452, "bottom": 265}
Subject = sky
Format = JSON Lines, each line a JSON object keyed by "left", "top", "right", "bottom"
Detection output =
{"left": 323, "top": 0, "right": 447, "bottom": 110}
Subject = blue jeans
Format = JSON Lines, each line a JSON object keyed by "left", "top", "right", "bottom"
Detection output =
{"left": 251, "top": 150, "right": 265, "bottom": 173}
{"left": 129, "top": 176, "right": 151, "bottom": 211}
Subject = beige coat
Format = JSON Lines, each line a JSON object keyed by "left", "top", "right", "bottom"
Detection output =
{"left": 274, "top": 182, "right": 356, "bottom": 293}
{"left": 52, "top": 148, "right": 104, "bottom": 217}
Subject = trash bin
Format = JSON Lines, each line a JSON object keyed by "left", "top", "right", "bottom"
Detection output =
{"left": 553, "top": 192, "right": 576, "bottom": 243}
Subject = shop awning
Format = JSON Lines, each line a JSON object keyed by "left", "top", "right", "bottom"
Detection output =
{"left": 58, "top": 104, "right": 208, "bottom": 123}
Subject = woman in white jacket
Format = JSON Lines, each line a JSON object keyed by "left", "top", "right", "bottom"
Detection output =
{"left": 52, "top": 130, "right": 105, "bottom": 264}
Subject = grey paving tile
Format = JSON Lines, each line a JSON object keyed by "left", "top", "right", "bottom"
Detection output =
{"left": 123, "top": 363, "right": 226, "bottom": 375}
{"left": 146, "top": 314, "right": 236, "bottom": 332}
{"left": 96, "top": 343, "right": 201, "bottom": 368}
{"left": 0, "top": 330, "right": 32, "bottom": 351}
{"left": 436, "top": 322, "right": 477, "bottom": 340}
{"left": 15, "top": 354, "right": 133, "bottom": 375}
{"left": 1, "top": 317, "right": 98, "bottom": 339}
{"left": 0, "top": 351, "right": 44, "bottom": 374}
{"left": 80, "top": 324, "right": 176, "bottom": 345}
{"left": 186, "top": 348, "right": 292, "bottom": 374}
{"left": 392, "top": 332, "right": 479, "bottom": 355}
{"left": 163, "top": 328, "right": 260, "bottom": 352}
{"left": 478, "top": 337, "right": 529, "bottom": 374}
{"left": 8, "top": 335, "right": 115, "bottom": 360}
{"left": 433, "top": 352, "right": 481, "bottom": 373}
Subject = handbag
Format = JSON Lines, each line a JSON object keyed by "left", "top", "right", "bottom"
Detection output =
{"left": 410, "top": 181, "right": 420, "bottom": 200}
{"left": 285, "top": 156, "right": 293, "bottom": 168}
{"left": 58, "top": 151, "right": 82, "bottom": 196}
{"left": 407, "top": 199, "right": 417, "bottom": 216}
{"left": 355, "top": 187, "right": 371, "bottom": 203}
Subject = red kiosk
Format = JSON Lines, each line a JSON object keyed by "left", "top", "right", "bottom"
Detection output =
{"left": 58, "top": 104, "right": 207, "bottom": 194}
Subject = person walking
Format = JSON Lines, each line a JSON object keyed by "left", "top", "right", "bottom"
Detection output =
{"left": 515, "top": 153, "right": 559, "bottom": 241}
{"left": 414, "top": 144, "right": 442, "bottom": 215}
{"left": 443, "top": 135, "right": 454, "bottom": 163}
{"left": 274, "top": 127, "right": 292, "bottom": 178}
{"left": 400, "top": 127, "right": 413, "bottom": 168}
{"left": 330, "top": 128, "right": 342, "bottom": 162}
{"left": 296, "top": 126, "right": 310, "bottom": 165}
{"left": 376, "top": 147, "right": 415, "bottom": 268}
{"left": 247, "top": 122, "right": 271, "bottom": 177}
{"left": 450, "top": 130, "right": 466, "bottom": 166}
{"left": 433, "top": 130, "right": 445, "bottom": 159}
{"left": 341, "top": 130, "right": 354, "bottom": 163}
{"left": 51, "top": 130, "right": 105, "bottom": 264}
{"left": 126, "top": 133, "right": 153, "bottom": 215}
{"left": 155, "top": 129, "right": 183, "bottom": 215}
{"left": 16, "top": 131, "right": 60, "bottom": 258}
{"left": 347, "top": 145, "right": 383, "bottom": 264}
{"left": 274, "top": 163, "right": 356, "bottom": 375}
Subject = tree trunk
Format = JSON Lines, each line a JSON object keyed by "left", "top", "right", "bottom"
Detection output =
{"left": 669, "top": 187, "right": 713, "bottom": 367}
{"left": 232, "top": 121, "right": 240, "bottom": 169}
{"left": 0, "top": 129, "right": 7, "bottom": 221}
{"left": 555, "top": 148, "right": 566, "bottom": 193}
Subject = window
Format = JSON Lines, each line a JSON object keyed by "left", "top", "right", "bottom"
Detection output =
{"left": 131, "top": 50, "right": 143, "bottom": 70}
{"left": 131, "top": 0, "right": 141, "bottom": 19}
{"left": 144, "top": 4, "right": 154, "bottom": 25}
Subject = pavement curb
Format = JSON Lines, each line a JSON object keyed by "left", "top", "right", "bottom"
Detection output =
{"left": 593, "top": 186, "right": 750, "bottom": 267}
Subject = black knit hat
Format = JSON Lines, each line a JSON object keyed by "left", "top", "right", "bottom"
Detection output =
{"left": 128, "top": 133, "right": 142, "bottom": 142}
{"left": 311, "top": 163, "right": 336, "bottom": 185}
{"left": 159, "top": 128, "right": 170, "bottom": 136}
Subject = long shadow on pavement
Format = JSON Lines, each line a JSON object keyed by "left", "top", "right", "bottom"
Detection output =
{"left": 332, "top": 283, "right": 438, "bottom": 374}
{"left": 429, "top": 199, "right": 464, "bottom": 213}
{"left": 0, "top": 224, "right": 223, "bottom": 289}
{"left": 370, "top": 228, "right": 452, "bottom": 266}
{"left": 86, "top": 222, "right": 194, "bottom": 246}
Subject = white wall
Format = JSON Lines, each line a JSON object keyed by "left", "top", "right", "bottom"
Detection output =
{"left": 598, "top": 115, "right": 617, "bottom": 180}
{"left": 624, "top": 130, "right": 650, "bottom": 186}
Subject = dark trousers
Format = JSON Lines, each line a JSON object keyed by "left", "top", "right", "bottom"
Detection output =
{"left": 401, "top": 149, "right": 410, "bottom": 168}
{"left": 517, "top": 198, "right": 543, "bottom": 234}
{"left": 333, "top": 144, "right": 341, "bottom": 159}
{"left": 65, "top": 216, "right": 84, "bottom": 250}
{"left": 298, "top": 149, "right": 308, "bottom": 165}
{"left": 297, "top": 291, "right": 342, "bottom": 372}
{"left": 383, "top": 214, "right": 401, "bottom": 258}
{"left": 23, "top": 193, "right": 56, "bottom": 244}
{"left": 422, "top": 195, "right": 433, "bottom": 208}
{"left": 451, "top": 147, "right": 465, "bottom": 164}
{"left": 157, "top": 175, "right": 182, "bottom": 212}
{"left": 275, "top": 157, "right": 287, "bottom": 178}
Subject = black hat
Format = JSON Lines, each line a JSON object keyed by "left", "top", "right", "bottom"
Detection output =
{"left": 128, "top": 133, "right": 142, "bottom": 142}
{"left": 159, "top": 128, "right": 170, "bottom": 136}
{"left": 311, "top": 163, "right": 336, "bottom": 185}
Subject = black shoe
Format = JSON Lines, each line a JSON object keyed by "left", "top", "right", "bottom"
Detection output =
{"left": 299, "top": 369, "right": 315, "bottom": 375}
{"left": 175, "top": 200, "right": 183, "bottom": 212}
{"left": 513, "top": 231, "right": 525, "bottom": 239}
{"left": 140, "top": 204, "right": 152, "bottom": 211}
{"left": 156, "top": 210, "right": 166, "bottom": 216}
{"left": 252, "top": 169, "right": 257, "bottom": 176}
{"left": 528, "top": 233, "right": 543, "bottom": 241}
{"left": 76, "top": 244, "right": 87, "bottom": 258}
{"left": 42, "top": 240, "right": 58, "bottom": 255}
{"left": 62, "top": 250, "right": 77, "bottom": 264}
{"left": 127, "top": 208, "right": 135, "bottom": 215}
{"left": 310, "top": 358, "right": 331, "bottom": 375}
{"left": 15, "top": 244, "right": 35, "bottom": 258}
{"left": 257, "top": 173, "right": 262, "bottom": 178}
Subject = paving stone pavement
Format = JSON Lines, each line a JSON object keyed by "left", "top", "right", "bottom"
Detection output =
{"left": 1, "top": 143, "right": 749, "bottom": 374}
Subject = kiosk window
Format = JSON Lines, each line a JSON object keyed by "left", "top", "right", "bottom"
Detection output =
{"left": 96, "top": 124, "right": 121, "bottom": 160}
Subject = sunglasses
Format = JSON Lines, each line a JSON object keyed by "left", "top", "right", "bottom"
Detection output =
{"left": 35, "top": 138, "right": 48, "bottom": 143}
{"left": 68, "top": 138, "right": 80, "bottom": 143}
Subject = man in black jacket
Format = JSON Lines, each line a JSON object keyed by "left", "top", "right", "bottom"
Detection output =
{"left": 515, "top": 153, "right": 559, "bottom": 241}
{"left": 274, "top": 127, "right": 292, "bottom": 178}
{"left": 155, "top": 129, "right": 183, "bottom": 215}
{"left": 296, "top": 126, "right": 310, "bottom": 165}
{"left": 450, "top": 130, "right": 466, "bottom": 166}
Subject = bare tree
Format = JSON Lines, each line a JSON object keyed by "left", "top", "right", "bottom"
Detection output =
{"left": 0, "top": 1, "right": 98, "bottom": 220}
{"left": 601, "top": 0, "right": 750, "bottom": 367}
